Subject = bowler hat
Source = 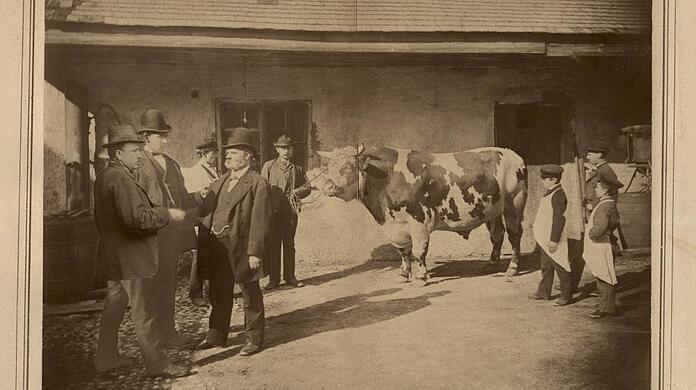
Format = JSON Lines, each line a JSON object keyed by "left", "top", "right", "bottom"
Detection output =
{"left": 103, "top": 124, "right": 144, "bottom": 148}
{"left": 585, "top": 139, "right": 609, "bottom": 153}
{"left": 597, "top": 172, "right": 624, "bottom": 190}
{"left": 273, "top": 134, "right": 295, "bottom": 147}
{"left": 222, "top": 127, "right": 257, "bottom": 152}
{"left": 540, "top": 164, "right": 563, "bottom": 179}
{"left": 138, "top": 109, "right": 172, "bottom": 134}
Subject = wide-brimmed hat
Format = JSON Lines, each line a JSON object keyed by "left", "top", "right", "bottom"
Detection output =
{"left": 103, "top": 124, "right": 144, "bottom": 148}
{"left": 138, "top": 109, "right": 172, "bottom": 134}
{"left": 273, "top": 134, "right": 295, "bottom": 147}
{"left": 585, "top": 139, "right": 609, "bottom": 153}
{"left": 222, "top": 127, "right": 257, "bottom": 152}
{"left": 540, "top": 164, "right": 563, "bottom": 179}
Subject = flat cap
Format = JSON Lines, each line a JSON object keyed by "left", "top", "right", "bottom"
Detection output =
{"left": 540, "top": 164, "right": 564, "bottom": 178}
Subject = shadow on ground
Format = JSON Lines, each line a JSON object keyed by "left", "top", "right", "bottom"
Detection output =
{"left": 538, "top": 266, "right": 651, "bottom": 390}
{"left": 196, "top": 287, "right": 451, "bottom": 367}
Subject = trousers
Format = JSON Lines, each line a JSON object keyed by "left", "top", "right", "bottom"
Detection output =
{"left": 596, "top": 277, "right": 616, "bottom": 314}
{"left": 152, "top": 230, "right": 181, "bottom": 341}
{"left": 536, "top": 249, "right": 572, "bottom": 302}
{"left": 267, "top": 210, "right": 298, "bottom": 283}
{"left": 97, "top": 279, "right": 169, "bottom": 374}
{"left": 208, "top": 236, "right": 265, "bottom": 347}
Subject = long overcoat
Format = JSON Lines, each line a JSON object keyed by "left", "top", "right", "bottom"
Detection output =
{"left": 196, "top": 169, "right": 272, "bottom": 284}
{"left": 93, "top": 161, "right": 170, "bottom": 280}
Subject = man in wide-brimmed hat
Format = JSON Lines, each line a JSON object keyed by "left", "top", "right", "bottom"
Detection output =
{"left": 93, "top": 123, "right": 190, "bottom": 378}
{"left": 134, "top": 109, "right": 197, "bottom": 347}
{"left": 195, "top": 127, "right": 272, "bottom": 356}
{"left": 182, "top": 132, "right": 220, "bottom": 307}
{"left": 260, "top": 134, "right": 311, "bottom": 290}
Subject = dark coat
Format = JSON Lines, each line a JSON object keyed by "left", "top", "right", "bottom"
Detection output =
{"left": 135, "top": 150, "right": 197, "bottom": 252}
{"left": 196, "top": 168, "right": 272, "bottom": 283}
{"left": 260, "top": 158, "right": 311, "bottom": 214}
{"left": 93, "top": 161, "right": 170, "bottom": 280}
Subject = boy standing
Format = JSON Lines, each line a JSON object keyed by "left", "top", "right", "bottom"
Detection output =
{"left": 584, "top": 175, "right": 622, "bottom": 318}
{"left": 530, "top": 165, "right": 572, "bottom": 306}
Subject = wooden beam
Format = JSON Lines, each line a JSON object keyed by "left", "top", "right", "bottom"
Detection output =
{"left": 46, "top": 29, "right": 546, "bottom": 54}
{"left": 546, "top": 43, "right": 650, "bottom": 57}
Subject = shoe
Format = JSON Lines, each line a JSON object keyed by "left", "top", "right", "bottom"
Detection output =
{"left": 528, "top": 294, "right": 547, "bottom": 300}
{"left": 190, "top": 296, "right": 209, "bottom": 307}
{"left": 95, "top": 356, "right": 135, "bottom": 373}
{"left": 553, "top": 299, "right": 570, "bottom": 307}
{"left": 197, "top": 329, "right": 228, "bottom": 350}
{"left": 588, "top": 310, "right": 605, "bottom": 319}
{"left": 264, "top": 281, "right": 280, "bottom": 290}
{"left": 284, "top": 278, "right": 304, "bottom": 288}
{"left": 239, "top": 343, "right": 263, "bottom": 357}
{"left": 197, "top": 338, "right": 227, "bottom": 350}
{"left": 147, "top": 363, "right": 192, "bottom": 378}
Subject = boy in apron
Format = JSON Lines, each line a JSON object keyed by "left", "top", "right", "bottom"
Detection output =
{"left": 585, "top": 175, "right": 622, "bottom": 318}
{"left": 529, "top": 165, "right": 572, "bottom": 306}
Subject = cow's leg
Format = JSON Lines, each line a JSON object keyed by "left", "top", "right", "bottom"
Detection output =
{"left": 484, "top": 216, "right": 505, "bottom": 273}
{"left": 396, "top": 246, "right": 412, "bottom": 282}
{"left": 411, "top": 239, "right": 430, "bottom": 287}
{"left": 504, "top": 190, "right": 527, "bottom": 277}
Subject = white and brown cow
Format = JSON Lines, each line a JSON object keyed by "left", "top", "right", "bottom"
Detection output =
{"left": 317, "top": 145, "right": 528, "bottom": 284}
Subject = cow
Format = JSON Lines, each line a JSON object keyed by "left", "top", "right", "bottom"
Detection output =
{"left": 316, "top": 145, "right": 527, "bottom": 285}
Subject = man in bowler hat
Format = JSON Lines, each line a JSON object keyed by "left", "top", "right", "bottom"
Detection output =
{"left": 94, "top": 124, "right": 190, "bottom": 377}
{"left": 195, "top": 127, "right": 272, "bottom": 356}
{"left": 261, "top": 134, "right": 311, "bottom": 290}
{"left": 134, "top": 109, "right": 197, "bottom": 347}
{"left": 182, "top": 132, "right": 220, "bottom": 307}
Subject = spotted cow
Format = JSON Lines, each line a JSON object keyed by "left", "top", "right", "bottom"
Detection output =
{"left": 317, "top": 145, "right": 528, "bottom": 284}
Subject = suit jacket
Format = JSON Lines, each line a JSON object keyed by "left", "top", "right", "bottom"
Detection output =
{"left": 261, "top": 158, "right": 311, "bottom": 214}
{"left": 196, "top": 168, "right": 272, "bottom": 283}
{"left": 135, "top": 150, "right": 197, "bottom": 251}
{"left": 93, "top": 161, "right": 170, "bottom": 280}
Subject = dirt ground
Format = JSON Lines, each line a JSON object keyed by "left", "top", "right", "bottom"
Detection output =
{"left": 43, "top": 248, "right": 650, "bottom": 390}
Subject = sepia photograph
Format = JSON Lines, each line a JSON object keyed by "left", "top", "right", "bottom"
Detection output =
{"left": 26, "top": 0, "right": 664, "bottom": 388}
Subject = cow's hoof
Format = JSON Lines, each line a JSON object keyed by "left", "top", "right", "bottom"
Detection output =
{"left": 397, "top": 272, "right": 411, "bottom": 283}
{"left": 411, "top": 278, "right": 427, "bottom": 287}
{"left": 505, "top": 267, "right": 519, "bottom": 277}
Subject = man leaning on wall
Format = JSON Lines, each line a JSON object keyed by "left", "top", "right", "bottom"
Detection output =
{"left": 134, "top": 108, "right": 198, "bottom": 347}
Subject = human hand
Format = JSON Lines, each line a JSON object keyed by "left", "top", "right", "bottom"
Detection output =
{"left": 167, "top": 208, "right": 186, "bottom": 222}
{"left": 200, "top": 186, "right": 209, "bottom": 198}
{"left": 249, "top": 256, "right": 262, "bottom": 270}
{"left": 548, "top": 241, "right": 558, "bottom": 253}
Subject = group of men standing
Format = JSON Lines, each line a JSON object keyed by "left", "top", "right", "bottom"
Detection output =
{"left": 93, "top": 108, "right": 310, "bottom": 378}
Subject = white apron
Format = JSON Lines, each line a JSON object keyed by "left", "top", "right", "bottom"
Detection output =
{"left": 583, "top": 199, "right": 618, "bottom": 285}
{"left": 533, "top": 186, "right": 571, "bottom": 272}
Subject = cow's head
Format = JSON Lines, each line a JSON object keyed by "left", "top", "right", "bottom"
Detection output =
{"left": 316, "top": 144, "right": 384, "bottom": 201}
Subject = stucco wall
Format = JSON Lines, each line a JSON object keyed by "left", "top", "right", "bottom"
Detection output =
{"left": 68, "top": 57, "right": 649, "bottom": 168}
{"left": 46, "top": 54, "right": 649, "bottom": 257}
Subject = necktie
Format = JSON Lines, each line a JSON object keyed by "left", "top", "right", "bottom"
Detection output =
{"left": 228, "top": 172, "right": 241, "bottom": 192}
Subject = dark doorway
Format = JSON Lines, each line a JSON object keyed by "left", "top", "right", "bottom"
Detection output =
{"left": 217, "top": 100, "right": 311, "bottom": 172}
{"left": 494, "top": 103, "right": 563, "bottom": 164}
